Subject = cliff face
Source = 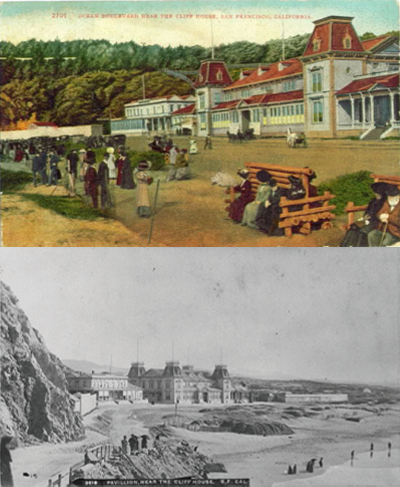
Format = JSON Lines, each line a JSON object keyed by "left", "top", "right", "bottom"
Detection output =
{"left": 0, "top": 281, "right": 85, "bottom": 443}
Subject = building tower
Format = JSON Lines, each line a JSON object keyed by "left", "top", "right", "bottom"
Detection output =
{"left": 211, "top": 364, "right": 231, "bottom": 404}
{"left": 194, "top": 59, "right": 232, "bottom": 137}
{"left": 127, "top": 362, "right": 146, "bottom": 387}
{"left": 301, "top": 16, "right": 367, "bottom": 138}
{"left": 162, "top": 361, "right": 184, "bottom": 403}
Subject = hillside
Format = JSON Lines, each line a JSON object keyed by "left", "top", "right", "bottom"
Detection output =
{"left": 0, "top": 281, "right": 85, "bottom": 443}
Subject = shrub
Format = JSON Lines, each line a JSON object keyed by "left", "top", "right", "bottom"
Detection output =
{"left": 1, "top": 169, "right": 32, "bottom": 192}
{"left": 318, "top": 171, "right": 374, "bottom": 215}
{"left": 129, "top": 151, "right": 166, "bottom": 171}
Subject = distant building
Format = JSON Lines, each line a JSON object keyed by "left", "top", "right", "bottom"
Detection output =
{"left": 110, "top": 95, "right": 195, "bottom": 136}
{"left": 28, "top": 122, "right": 58, "bottom": 129}
{"left": 67, "top": 372, "right": 143, "bottom": 402}
{"left": 285, "top": 393, "right": 348, "bottom": 403}
{"left": 171, "top": 103, "right": 197, "bottom": 135}
{"left": 128, "top": 361, "right": 249, "bottom": 404}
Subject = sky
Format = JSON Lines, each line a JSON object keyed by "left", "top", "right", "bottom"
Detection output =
{"left": 0, "top": 0, "right": 399, "bottom": 47}
{"left": 1, "top": 248, "right": 399, "bottom": 386}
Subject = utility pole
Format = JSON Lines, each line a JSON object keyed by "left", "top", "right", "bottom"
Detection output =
{"left": 211, "top": 19, "right": 215, "bottom": 59}
{"left": 282, "top": 19, "right": 285, "bottom": 61}
{"left": 142, "top": 74, "right": 146, "bottom": 100}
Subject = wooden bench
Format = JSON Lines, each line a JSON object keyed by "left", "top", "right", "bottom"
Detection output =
{"left": 230, "top": 162, "right": 336, "bottom": 238}
{"left": 345, "top": 174, "right": 400, "bottom": 227}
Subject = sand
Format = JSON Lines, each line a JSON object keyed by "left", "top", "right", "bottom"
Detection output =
{"left": 9, "top": 401, "right": 400, "bottom": 487}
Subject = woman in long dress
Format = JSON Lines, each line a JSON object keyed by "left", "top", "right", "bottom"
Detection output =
{"left": 228, "top": 169, "right": 253, "bottom": 222}
{"left": 135, "top": 160, "right": 153, "bottom": 218}
{"left": 106, "top": 147, "right": 116, "bottom": 179}
{"left": 241, "top": 170, "right": 271, "bottom": 228}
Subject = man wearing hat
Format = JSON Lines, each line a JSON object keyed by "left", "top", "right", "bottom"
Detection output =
{"left": 135, "top": 160, "right": 152, "bottom": 217}
{"left": 368, "top": 184, "right": 400, "bottom": 246}
{"left": 66, "top": 149, "right": 78, "bottom": 196}
{"left": 241, "top": 170, "right": 272, "bottom": 228}
{"left": 84, "top": 157, "right": 99, "bottom": 209}
{"left": 341, "top": 182, "right": 387, "bottom": 247}
{"left": 227, "top": 169, "right": 253, "bottom": 223}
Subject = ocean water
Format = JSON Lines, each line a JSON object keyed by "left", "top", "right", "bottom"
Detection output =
{"left": 272, "top": 448, "right": 400, "bottom": 487}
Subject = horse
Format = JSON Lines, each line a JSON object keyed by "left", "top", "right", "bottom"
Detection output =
{"left": 287, "top": 128, "right": 307, "bottom": 148}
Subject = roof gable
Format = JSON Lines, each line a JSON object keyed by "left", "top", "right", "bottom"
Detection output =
{"left": 224, "top": 58, "right": 302, "bottom": 91}
{"left": 336, "top": 73, "right": 399, "bottom": 95}
{"left": 362, "top": 35, "right": 399, "bottom": 54}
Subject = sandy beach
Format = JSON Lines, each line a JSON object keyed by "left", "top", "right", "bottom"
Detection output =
{"left": 9, "top": 401, "right": 400, "bottom": 487}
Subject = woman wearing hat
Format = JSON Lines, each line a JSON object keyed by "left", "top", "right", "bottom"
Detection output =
{"left": 256, "top": 178, "right": 283, "bottom": 235}
{"left": 120, "top": 151, "right": 136, "bottom": 190}
{"left": 84, "top": 157, "right": 99, "bottom": 209}
{"left": 227, "top": 169, "right": 254, "bottom": 223}
{"left": 368, "top": 184, "right": 400, "bottom": 247}
{"left": 175, "top": 149, "right": 190, "bottom": 181}
{"left": 106, "top": 147, "right": 116, "bottom": 179}
{"left": 135, "top": 160, "right": 153, "bottom": 218}
{"left": 341, "top": 182, "right": 388, "bottom": 247}
{"left": 241, "top": 170, "right": 272, "bottom": 228}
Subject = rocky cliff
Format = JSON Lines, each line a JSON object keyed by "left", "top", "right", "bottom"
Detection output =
{"left": 0, "top": 281, "right": 85, "bottom": 443}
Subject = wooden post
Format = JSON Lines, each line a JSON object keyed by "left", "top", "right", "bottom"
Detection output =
{"left": 48, "top": 480, "right": 53, "bottom": 487}
{"left": 57, "top": 474, "right": 62, "bottom": 486}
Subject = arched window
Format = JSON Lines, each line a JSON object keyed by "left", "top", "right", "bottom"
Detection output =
{"left": 313, "top": 38, "right": 321, "bottom": 52}
{"left": 343, "top": 34, "right": 352, "bottom": 49}
{"left": 216, "top": 69, "right": 223, "bottom": 81}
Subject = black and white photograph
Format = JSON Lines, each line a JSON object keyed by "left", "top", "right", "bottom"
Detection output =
{"left": 1, "top": 248, "right": 399, "bottom": 486}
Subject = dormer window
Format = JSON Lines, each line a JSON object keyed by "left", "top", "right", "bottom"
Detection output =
{"left": 216, "top": 69, "right": 223, "bottom": 81}
{"left": 313, "top": 37, "right": 321, "bottom": 52}
{"left": 343, "top": 34, "right": 352, "bottom": 49}
{"left": 198, "top": 73, "right": 204, "bottom": 83}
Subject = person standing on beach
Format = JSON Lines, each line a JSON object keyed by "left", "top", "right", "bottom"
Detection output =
{"left": 121, "top": 436, "right": 128, "bottom": 454}
{"left": 1, "top": 436, "right": 15, "bottom": 487}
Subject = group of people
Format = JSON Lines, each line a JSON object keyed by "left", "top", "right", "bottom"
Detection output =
{"left": 121, "top": 433, "right": 150, "bottom": 455}
{"left": 80, "top": 147, "right": 153, "bottom": 217}
{"left": 286, "top": 457, "right": 323, "bottom": 476}
{"left": 227, "top": 169, "right": 309, "bottom": 236}
{"left": 166, "top": 145, "right": 191, "bottom": 182}
{"left": 341, "top": 182, "right": 400, "bottom": 247}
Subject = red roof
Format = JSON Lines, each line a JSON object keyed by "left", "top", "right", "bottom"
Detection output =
{"left": 362, "top": 35, "right": 391, "bottom": 51}
{"left": 171, "top": 103, "right": 195, "bottom": 115}
{"left": 224, "top": 58, "right": 303, "bottom": 91}
{"left": 31, "top": 122, "right": 58, "bottom": 127}
{"left": 211, "top": 100, "right": 241, "bottom": 110}
{"left": 212, "top": 90, "right": 303, "bottom": 110}
{"left": 194, "top": 60, "right": 232, "bottom": 88}
{"left": 336, "top": 73, "right": 399, "bottom": 95}
{"left": 303, "top": 18, "right": 364, "bottom": 57}
{"left": 261, "top": 90, "right": 304, "bottom": 104}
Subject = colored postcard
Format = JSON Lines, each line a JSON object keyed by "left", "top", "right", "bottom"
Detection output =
{"left": 1, "top": 0, "right": 399, "bottom": 246}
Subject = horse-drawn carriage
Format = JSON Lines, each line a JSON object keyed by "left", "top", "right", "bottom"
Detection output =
{"left": 227, "top": 129, "right": 256, "bottom": 143}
